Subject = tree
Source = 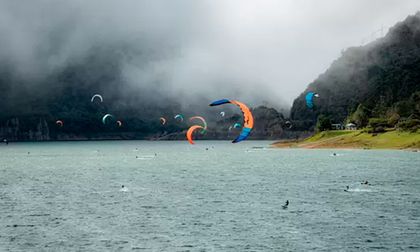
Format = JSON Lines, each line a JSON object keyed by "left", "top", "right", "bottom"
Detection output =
{"left": 349, "top": 104, "right": 370, "bottom": 127}
{"left": 316, "top": 114, "right": 331, "bottom": 132}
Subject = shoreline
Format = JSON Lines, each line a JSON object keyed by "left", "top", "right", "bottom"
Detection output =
{"left": 272, "top": 130, "right": 420, "bottom": 150}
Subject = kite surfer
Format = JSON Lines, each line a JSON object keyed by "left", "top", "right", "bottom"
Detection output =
{"left": 282, "top": 200, "right": 289, "bottom": 209}
{"left": 120, "top": 185, "right": 128, "bottom": 192}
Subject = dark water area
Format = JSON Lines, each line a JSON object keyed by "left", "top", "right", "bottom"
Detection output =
{"left": 0, "top": 141, "right": 419, "bottom": 251}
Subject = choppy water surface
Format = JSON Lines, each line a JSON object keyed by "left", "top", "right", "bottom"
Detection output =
{"left": 0, "top": 141, "right": 419, "bottom": 251}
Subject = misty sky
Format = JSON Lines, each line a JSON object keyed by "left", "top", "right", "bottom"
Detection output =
{"left": 1, "top": 0, "right": 420, "bottom": 109}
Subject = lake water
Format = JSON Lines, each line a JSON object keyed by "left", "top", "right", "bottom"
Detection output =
{"left": 0, "top": 141, "right": 419, "bottom": 251}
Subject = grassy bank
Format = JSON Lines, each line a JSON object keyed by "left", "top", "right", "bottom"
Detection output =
{"left": 273, "top": 130, "right": 420, "bottom": 149}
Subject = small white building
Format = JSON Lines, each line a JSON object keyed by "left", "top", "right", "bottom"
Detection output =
{"left": 345, "top": 123, "right": 357, "bottom": 130}
{"left": 331, "top": 123, "right": 344, "bottom": 130}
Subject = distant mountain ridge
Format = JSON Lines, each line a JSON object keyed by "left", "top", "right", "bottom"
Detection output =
{"left": 0, "top": 106, "right": 291, "bottom": 142}
{"left": 0, "top": 41, "right": 294, "bottom": 141}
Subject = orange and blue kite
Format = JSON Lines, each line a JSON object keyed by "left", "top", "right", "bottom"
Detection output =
{"left": 209, "top": 99, "right": 254, "bottom": 143}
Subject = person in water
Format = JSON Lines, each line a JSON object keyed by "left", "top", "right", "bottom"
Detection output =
{"left": 344, "top": 186, "right": 349, "bottom": 192}
{"left": 282, "top": 200, "right": 289, "bottom": 209}
{"left": 120, "top": 185, "right": 128, "bottom": 192}
{"left": 361, "top": 180, "right": 369, "bottom": 185}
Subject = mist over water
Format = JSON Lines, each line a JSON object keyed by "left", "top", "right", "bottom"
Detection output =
{"left": 0, "top": 141, "right": 419, "bottom": 251}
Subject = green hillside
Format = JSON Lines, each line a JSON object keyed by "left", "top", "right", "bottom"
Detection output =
{"left": 273, "top": 130, "right": 420, "bottom": 149}
{"left": 290, "top": 12, "right": 420, "bottom": 132}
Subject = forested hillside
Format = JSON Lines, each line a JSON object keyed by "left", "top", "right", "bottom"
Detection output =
{"left": 0, "top": 46, "right": 289, "bottom": 141}
{"left": 290, "top": 12, "right": 420, "bottom": 132}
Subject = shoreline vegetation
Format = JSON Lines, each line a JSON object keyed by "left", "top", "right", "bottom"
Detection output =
{"left": 272, "top": 130, "right": 420, "bottom": 150}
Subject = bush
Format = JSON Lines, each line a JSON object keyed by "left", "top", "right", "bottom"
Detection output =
{"left": 367, "top": 126, "right": 386, "bottom": 134}
{"left": 386, "top": 111, "right": 400, "bottom": 127}
{"left": 368, "top": 118, "right": 388, "bottom": 128}
{"left": 374, "top": 126, "right": 386, "bottom": 133}
{"left": 397, "top": 119, "right": 420, "bottom": 132}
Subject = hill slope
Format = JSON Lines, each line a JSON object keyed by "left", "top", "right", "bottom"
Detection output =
{"left": 290, "top": 12, "right": 420, "bottom": 131}
{"left": 0, "top": 47, "right": 290, "bottom": 141}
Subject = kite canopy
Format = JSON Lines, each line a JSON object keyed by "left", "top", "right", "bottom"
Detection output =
{"left": 55, "top": 120, "right": 63, "bottom": 127}
{"left": 186, "top": 125, "right": 204, "bottom": 145}
{"left": 189, "top": 116, "right": 207, "bottom": 133}
{"left": 220, "top": 111, "right": 225, "bottom": 117}
{"left": 209, "top": 99, "right": 254, "bottom": 143}
{"left": 233, "top": 122, "right": 242, "bottom": 129}
{"left": 160, "top": 117, "right": 167, "bottom": 125}
{"left": 305, "top": 92, "right": 319, "bottom": 109}
{"left": 116, "top": 120, "right": 122, "bottom": 127}
{"left": 284, "top": 120, "right": 292, "bottom": 129}
{"left": 174, "top": 114, "right": 184, "bottom": 122}
{"left": 91, "top": 94, "right": 103, "bottom": 103}
{"left": 102, "top": 114, "right": 114, "bottom": 125}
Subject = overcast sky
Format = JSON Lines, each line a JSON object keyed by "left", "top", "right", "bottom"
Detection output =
{"left": 1, "top": 0, "right": 420, "bottom": 108}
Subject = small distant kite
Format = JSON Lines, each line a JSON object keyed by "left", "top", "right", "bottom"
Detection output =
{"left": 186, "top": 125, "right": 204, "bottom": 145}
{"left": 160, "top": 117, "right": 167, "bottom": 125}
{"left": 284, "top": 120, "right": 292, "bottom": 129}
{"left": 228, "top": 123, "right": 241, "bottom": 132}
{"left": 91, "top": 94, "right": 103, "bottom": 103}
{"left": 233, "top": 122, "right": 242, "bottom": 129}
{"left": 210, "top": 99, "right": 254, "bottom": 143}
{"left": 116, "top": 120, "right": 122, "bottom": 127}
{"left": 305, "top": 92, "right": 319, "bottom": 109}
{"left": 220, "top": 111, "right": 225, "bottom": 117}
{"left": 102, "top": 114, "right": 114, "bottom": 125}
{"left": 55, "top": 120, "right": 64, "bottom": 127}
{"left": 174, "top": 114, "right": 184, "bottom": 122}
